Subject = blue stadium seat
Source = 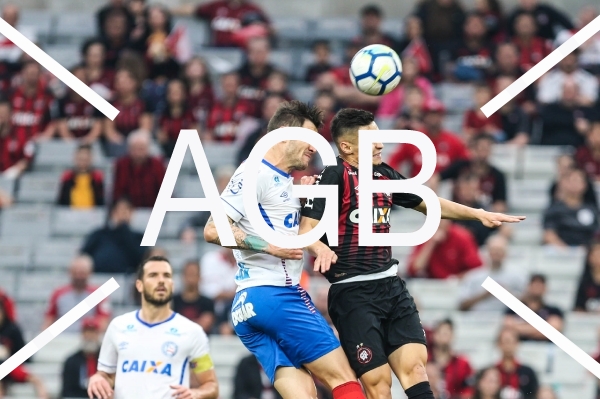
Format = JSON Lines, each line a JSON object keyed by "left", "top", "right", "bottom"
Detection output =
{"left": 42, "top": 44, "right": 82, "bottom": 70}
{"left": 20, "top": 9, "right": 54, "bottom": 46}
{"left": 196, "top": 48, "right": 245, "bottom": 74}
{"left": 52, "top": 208, "right": 105, "bottom": 237}
{"left": 270, "top": 49, "right": 295, "bottom": 77}
{"left": 288, "top": 83, "right": 315, "bottom": 103}
{"left": 0, "top": 205, "right": 52, "bottom": 238}
{"left": 52, "top": 11, "right": 96, "bottom": 45}
{"left": 32, "top": 238, "right": 82, "bottom": 270}
{"left": 173, "top": 17, "right": 210, "bottom": 50}
{"left": 17, "top": 172, "right": 61, "bottom": 204}
{"left": 313, "top": 17, "right": 359, "bottom": 42}
{"left": 272, "top": 17, "right": 310, "bottom": 44}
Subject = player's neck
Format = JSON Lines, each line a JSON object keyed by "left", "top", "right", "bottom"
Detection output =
{"left": 139, "top": 304, "right": 173, "bottom": 324}
{"left": 339, "top": 154, "right": 358, "bottom": 169}
{"left": 264, "top": 150, "right": 293, "bottom": 174}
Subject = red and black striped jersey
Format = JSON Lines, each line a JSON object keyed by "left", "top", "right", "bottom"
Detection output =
{"left": 111, "top": 97, "right": 148, "bottom": 137}
{"left": 301, "top": 157, "right": 423, "bottom": 283}
{"left": 158, "top": 107, "right": 197, "bottom": 142}
{"left": 206, "top": 99, "right": 252, "bottom": 142}
{"left": 188, "top": 85, "right": 215, "bottom": 127}
{"left": 57, "top": 97, "right": 101, "bottom": 138}
{"left": 9, "top": 83, "right": 56, "bottom": 140}
{"left": 0, "top": 129, "right": 35, "bottom": 171}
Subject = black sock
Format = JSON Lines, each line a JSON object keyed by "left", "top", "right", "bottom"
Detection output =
{"left": 405, "top": 381, "right": 435, "bottom": 399}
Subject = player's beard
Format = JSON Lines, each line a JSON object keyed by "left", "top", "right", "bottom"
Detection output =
{"left": 143, "top": 286, "right": 173, "bottom": 307}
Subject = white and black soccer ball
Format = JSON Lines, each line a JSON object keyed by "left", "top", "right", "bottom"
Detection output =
{"left": 349, "top": 44, "right": 402, "bottom": 96}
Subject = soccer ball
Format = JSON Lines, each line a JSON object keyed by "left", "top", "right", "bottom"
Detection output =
{"left": 349, "top": 44, "right": 402, "bottom": 96}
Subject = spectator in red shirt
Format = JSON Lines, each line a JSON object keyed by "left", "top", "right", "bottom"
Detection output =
{"left": 576, "top": 121, "right": 600, "bottom": 181}
{"left": 388, "top": 99, "right": 470, "bottom": 177}
{"left": 206, "top": 72, "right": 252, "bottom": 142}
{"left": 472, "top": 367, "right": 502, "bottom": 399}
{"left": 237, "top": 37, "right": 276, "bottom": 116}
{"left": 428, "top": 319, "right": 474, "bottom": 399}
{"left": 407, "top": 219, "right": 483, "bottom": 279}
{"left": 100, "top": 8, "right": 136, "bottom": 69}
{"left": 42, "top": 255, "right": 110, "bottom": 333}
{"left": 0, "top": 301, "right": 49, "bottom": 399}
{"left": 60, "top": 318, "right": 102, "bottom": 398}
{"left": 575, "top": 240, "right": 600, "bottom": 312}
{"left": 304, "top": 40, "right": 335, "bottom": 83}
{"left": 81, "top": 39, "right": 115, "bottom": 101}
{"left": 104, "top": 67, "right": 153, "bottom": 157}
{"left": 393, "top": 86, "right": 427, "bottom": 132}
{"left": 511, "top": 12, "right": 551, "bottom": 72}
{"left": 495, "top": 327, "right": 540, "bottom": 399}
{"left": 56, "top": 66, "right": 103, "bottom": 143}
{"left": 0, "top": 98, "right": 34, "bottom": 179}
{"left": 396, "top": 16, "right": 433, "bottom": 77}
{"left": 157, "top": 79, "right": 198, "bottom": 158}
{"left": 183, "top": 57, "right": 214, "bottom": 129}
{"left": 57, "top": 144, "right": 105, "bottom": 208}
{"left": 175, "top": 0, "right": 272, "bottom": 48}
{"left": 463, "top": 84, "right": 503, "bottom": 142}
{"left": 9, "top": 60, "right": 56, "bottom": 141}
{"left": 352, "top": 4, "right": 398, "bottom": 49}
{"left": 0, "top": 289, "right": 15, "bottom": 323}
{"left": 113, "top": 130, "right": 166, "bottom": 208}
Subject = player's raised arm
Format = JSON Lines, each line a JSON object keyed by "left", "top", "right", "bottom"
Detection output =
{"left": 413, "top": 197, "right": 526, "bottom": 227}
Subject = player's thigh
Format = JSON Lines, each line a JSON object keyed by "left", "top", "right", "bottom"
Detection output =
{"left": 274, "top": 367, "right": 317, "bottom": 399}
{"left": 303, "top": 346, "right": 357, "bottom": 390}
{"left": 387, "top": 343, "right": 429, "bottom": 389}
{"left": 359, "top": 364, "right": 393, "bottom": 399}
{"left": 328, "top": 281, "right": 389, "bottom": 380}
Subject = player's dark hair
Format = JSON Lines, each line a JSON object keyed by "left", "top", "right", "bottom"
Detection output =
{"left": 470, "top": 133, "right": 495, "bottom": 147}
{"left": 312, "top": 39, "right": 330, "bottom": 51}
{"left": 496, "top": 326, "right": 519, "bottom": 344}
{"left": 361, "top": 4, "right": 383, "bottom": 17}
{"left": 529, "top": 273, "right": 546, "bottom": 284}
{"left": 266, "top": 100, "right": 323, "bottom": 133}
{"left": 331, "top": 108, "right": 375, "bottom": 143}
{"left": 137, "top": 255, "right": 172, "bottom": 280}
{"left": 80, "top": 38, "right": 106, "bottom": 58}
{"left": 435, "top": 318, "right": 454, "bottom": 331}
{"left": 77, "top": 143, "right": 92, "bottom": 153}
{"left": 472, "top": 367, "right": 502, "bottom": 399}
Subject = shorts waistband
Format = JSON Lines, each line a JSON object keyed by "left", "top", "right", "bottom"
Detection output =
{"left": 332, "top": 264, "right": 398, "bottom": 284}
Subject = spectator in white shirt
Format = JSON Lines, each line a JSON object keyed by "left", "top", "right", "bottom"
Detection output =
{"left": 555, "top": 6, "right": 600, "bottom": 74}
{"left": 537, "top": 49, "right": 598, "bottom": 106}
{"left": 458, "top": 235, "right": 526, "bottom": 311}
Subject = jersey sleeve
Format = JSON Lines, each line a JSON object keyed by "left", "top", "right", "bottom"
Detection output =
{"left": 301, "top": 166, "right": 342, "bottom": 220}
{"left": 97, "top": 321, "right": 118, "bottom": 374}
{"left": 189, "top": 326, "right": 213, "bottom": 374}
{"left": 219, "top": 169, "right": 268, "bottom": 223}
{"left": 386, "top": 166, "right": 424, "bottom": 209}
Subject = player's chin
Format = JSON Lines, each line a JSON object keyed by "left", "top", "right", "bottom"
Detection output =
{"left": 372, "top": 155, "right": 383, "bottom": 165}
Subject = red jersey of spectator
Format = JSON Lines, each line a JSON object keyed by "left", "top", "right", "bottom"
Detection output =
{"left": 0, "top": 289, "right": 15, "bottom": 322}
{"left": 331, "top": 66, "right": 379, "bottom": 114}
{"left": 207, "top": 99, "right": 252, "bottom": 142}
{"left": 45, "top": 285, "right": 111, "bottom": 333}
{"left": 512, "top": 37, "right": 550, "bottom": 72}
{"left": 388, "top": 130, "right": 470, "bottom": 177}
{"left": 195, "top": 0, "right": 271, "bottom": 47}
{"left": 57, "top": 98, "right": 100, "bottom": 138}
{"left": 429, "top": 353, "right": 474, "bottom": 398}
{"left": 159, "top": 108, "right": 197, "bottom": 142}
{"left": 407, "top": 223, "right": 482, "bottom": 279}
{"left": 188, "top": 85, "right": 215, "bottom": 127}
{"left": 113, "top": 155, "right": 166, "bottom": 208}
{"left": 111, "top": 98, "right": 148, "bottom": 137}
{"left": 88, "top": 68, "right": 115, "bottom": 98}
{"left": 10, "top": 82, "right": 55, "bottom": 140}
{"left": 463, "top": 109, "right": 502, "bottom": 135}
{"left": 0, "top": 130, "right": 34, "bottom": 172}
{"left": 575, "top": 146, "right": 600, "bottom": 180}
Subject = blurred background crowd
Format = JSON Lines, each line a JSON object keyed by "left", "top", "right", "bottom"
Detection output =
{"left": 0, "top": 0, "right": 600, "bottom": 398}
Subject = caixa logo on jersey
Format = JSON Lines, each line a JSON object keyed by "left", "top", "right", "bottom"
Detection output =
{"left": 349, "top": 207, "right": 391, "bottom": 225}
{"left": 231, "top": 292, "right": 256, "bottom": 326}
{"left": 284, "top": 211, "right": 300, "bottom": 228}
{"left": 121, "top": 360, "right": 172, "bottom": 376}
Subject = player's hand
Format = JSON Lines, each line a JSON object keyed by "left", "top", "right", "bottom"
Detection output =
{"left": 313, "top": 248, "right": 337, "bottom": 273}
{"left": 478, "top": 210, "right": 526, "bottom": 228}
{"left": 170, "top": 384, "right": 193, "bottom": 399}
{"left": 267, "top": 245, "right": 304, "bottom": 260}
{"left": 87, "top": 374, "right": 113, "bottom": 399}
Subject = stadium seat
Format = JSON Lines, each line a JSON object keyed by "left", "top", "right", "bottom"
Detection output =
{"left": 313, "top": 17, "right": 359, "bottom": 42}
{"left": 52, "top": 208, "right": 105, "bottom": 237}
{"left": 490, "top": 144, "right": 521, "bottom": 177}
{"left": 33, "top": 333, "right": 80, "bottom": 363}
{"left": 34, "top": 140, "right": 107, "bottom": 170}
{"left": 272, "top": 17, "right": 310, "bottom": 45}
{"left": 0, "top": 176, "right": 15, "bottom": 196}
{"left": 0, "top": 241, "right": 31, "bottom": 269}
{"left": 507, "top": 179, "right": 550, "bottom": 213}
{"left": 522, "top": 146, "right": 567, "bottom": 180}
{"left": 564, "top": 313, "right": 600, "bottom": 344}
{"left": 155, "top": 239, "right": 199, "bottom": 271}
{"left": 16, "top": 172, "right": 61, "bottom": 204}
{"left": 20, "top": 9, "right": 54, "bottom": 45}
{"left": 32, "top": 238, "right": 82, "bottom": 270}
{"left": 174, "top": 175, "right": 206, "bottom": 198}
{"left": 381, "top": 18, "right": 404, "bottom": 41}
{"left": 436, "top": 83, "right": 475, "bottom": 113}
{"left": 15, "top": 271, "right": 68, "bottom": 303}
{"left": 0, "top": 269, "right": 18, "bottom": 297}
{"left": 510, "top": 214, "right": 543, "bottom": 246}
{"left": 203, "top": 142, "right": 240, "bottom": 169}
{"left": 42, "top": 44, "right": 82, "bottom": 70}
{"left": 270, "top": 49, "right": 295, "bottom": 77}
{"left": 173, "top": 17, "right": 210, "bottom": 49}
{"left": 0, "top": 206, "right": 52, "bottom": 238}
{"left": 288, "top": 83, "right": 315, "bottom": 104}
{"left": 517, "top": 341, "right": 553, "bottom": 374}
{"left": 52, "top": 11, "right": 96, "bottom": 45}
{"left": 15, "top": 303, "right": 47, "bottom": 334}
{"left": 150, "top": 211, "right": 197, "bottom": 239}
{"left": 89, "top": 273, "right": 129, "bottom": 304}
{"left": 531, "top": 246, "right": 585, "bottom": 279}
{"left": 406, "top": 278, "right": 459, "bottom": 311}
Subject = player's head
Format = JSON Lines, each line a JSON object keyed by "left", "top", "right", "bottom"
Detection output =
{"left": 526, "top": 273, "right": 546, "bottom": 302}
{"left": 266, "top": 100, "right": 323, "bottom": 171}
{"left": 136, "top": 255, "right": 174, "bottom": 307}
{"left": 74, "top": 144, "right": 93, "bottom": 172}
{"left": 470, "top": 134, "right": 494, "bottom": 162}
{"left": 331, "top": 108, "right": 382, "bottom": 166}
{"left": 181, "top": 260, "right": 201, "bottom": 292}
{"left": 486, "top": 234, "right": 507, "bottom": 268}
{"left": 473, "top": 366, "right": 501, "bottom": 399}
{"left": 69, "top": 255, "right": 93, "bottom": 290}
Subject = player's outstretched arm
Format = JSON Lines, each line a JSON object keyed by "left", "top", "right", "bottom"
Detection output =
{"left": 87, "top": 371, "right": 115, "bottom": 399}
{"left": 203, "top": 216, "right": 303, "bottom": 260}
{"left": 298, "top": 216, "right": 338, "bottom": 273}
{"left": 413, "top": 197, "right": 526, "bottom": 227}
{"left": 171, "top": 369, "right": 219, "bottom": 399}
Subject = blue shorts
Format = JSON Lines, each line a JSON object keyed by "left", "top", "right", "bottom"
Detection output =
{"left": 231, "top": 285, "right": 340, "bottom": 383}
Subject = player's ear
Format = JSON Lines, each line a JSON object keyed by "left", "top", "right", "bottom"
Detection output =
{"left": 135, "top": 279, "right": 143, "bottom": 293}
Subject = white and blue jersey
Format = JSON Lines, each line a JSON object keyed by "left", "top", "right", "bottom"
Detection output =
{"left": 220, "top": 159, "right": 340, "bottom": 383}
{"left": 220, "top": 159, "right": 303, "bottom": 290}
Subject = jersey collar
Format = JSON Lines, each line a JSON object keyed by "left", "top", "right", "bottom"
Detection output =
{"left": 261, "top": 159, "right": 290, "bottom": 178}
{"left": 135, "top": 310, "right": 176, "bottom": 328}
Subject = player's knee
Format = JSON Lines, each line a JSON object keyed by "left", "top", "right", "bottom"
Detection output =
{"left": 363, "top": 377, "right": 392, "bottom": 399}
{"left": 400, "top": 359, "right": 428, "bottom": 382}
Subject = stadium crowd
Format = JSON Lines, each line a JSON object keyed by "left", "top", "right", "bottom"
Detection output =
{"left": 1, "top": 0, "right": 600, "bottom": 398}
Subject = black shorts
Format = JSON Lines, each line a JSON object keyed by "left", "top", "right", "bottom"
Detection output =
{"left": 327, "top": 275, "right": 427, "bottom": 378}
